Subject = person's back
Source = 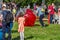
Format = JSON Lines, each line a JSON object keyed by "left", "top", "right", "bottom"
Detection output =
{"left": 2, "top": 4, "right": 12, "bottom": 40}
{"left": 2, "top": 10, "right": 7, "bottom": 20}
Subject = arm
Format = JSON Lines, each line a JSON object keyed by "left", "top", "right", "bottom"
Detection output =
{"left": 36, "top": 8, "right": 39, "bottom": 14}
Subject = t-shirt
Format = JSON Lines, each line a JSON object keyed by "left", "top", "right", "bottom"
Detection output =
{"left": 18, "top": 17, "right": 25, "bottom": 32}
{"left": 48, "top": 5, "right": 55, "bottom": 15}
{"left": 36, "top": 7, "right": 44, "bottom": 16}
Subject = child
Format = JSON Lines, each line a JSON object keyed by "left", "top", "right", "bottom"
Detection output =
{"left": 17, "top": 12, "right": 25, "bottom": 40}
{"left": 58, "top": 6, "right": 60, "bottom": 24}
{"left": 52, "top": 12, "right": 59, "bottom": 24}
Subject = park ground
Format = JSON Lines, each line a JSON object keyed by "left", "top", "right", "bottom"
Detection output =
{"left": 11, "top": 21, "right": 60, "bottom": 40}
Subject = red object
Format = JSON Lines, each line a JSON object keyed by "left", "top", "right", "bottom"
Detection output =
{"left": 48, "top": 14, "right": 50, "bottom": 24}
{"left": 48, "top": 5, "right": 55, "bottom": 24}
{"left": 48, "top": 5, "right": 55, "bottom": 15}
{"left": 24, "top": 9, "right": 36, "bottom": 26}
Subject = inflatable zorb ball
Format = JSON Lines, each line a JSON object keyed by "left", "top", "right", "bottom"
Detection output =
{"left": 24, "top": 9, "right": 36, "bottom": 26}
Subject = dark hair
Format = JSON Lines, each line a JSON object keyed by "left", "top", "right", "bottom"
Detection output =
{"left": 36, "top": 2, "right": 41, "bottom": 6}
{"left": 18, "top": 12, "right": 24, "bottom": 17}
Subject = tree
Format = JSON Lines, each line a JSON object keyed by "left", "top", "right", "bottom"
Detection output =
{"left": 3, "top": 0, "right": 60, "bottom": 7}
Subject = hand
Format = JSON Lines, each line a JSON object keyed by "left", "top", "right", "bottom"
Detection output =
{"left": 18, "top": 28, "right": 20, "bottom": 32}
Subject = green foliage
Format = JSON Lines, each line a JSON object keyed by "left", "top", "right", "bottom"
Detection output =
{"left": 11, "top": 22, "right": 60, "bottom": 40}
{"left": 3, "top": 0, "right": 60, "bottom": 6}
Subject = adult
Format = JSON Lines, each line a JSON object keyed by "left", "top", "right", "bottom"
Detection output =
{"left": 2, "top": 4, "right": 13, "bottom": 40}
{"left": 48, "top": 3, "right": 55, "bottom": 24}
{"left": 7, "top": 6, "right": 13, "bottom": 30}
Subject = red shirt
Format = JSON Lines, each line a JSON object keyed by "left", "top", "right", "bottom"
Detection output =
{"left": 48, "top": 5, "right": 55, "bottom": 15}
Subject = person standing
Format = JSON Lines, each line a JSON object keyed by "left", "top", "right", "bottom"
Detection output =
{"left": 48, "top": 3, "right": 55, "bottom": 24}
{"left": 17, "top": 12, "right": 25, "bottom": 40}
{"left": 2, "top": 4, "right": 13, "bottom": 40}
{"left": 7, "top": 6, "right": 14, "bottom": 29}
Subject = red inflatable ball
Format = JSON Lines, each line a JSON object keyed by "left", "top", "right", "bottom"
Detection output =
{"left": 24, "top": 9, "right": 36, "bottom": 26}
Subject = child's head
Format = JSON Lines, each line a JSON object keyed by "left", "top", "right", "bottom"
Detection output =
{"left": 18, "top": 12, "right": 24, "bottom": 17}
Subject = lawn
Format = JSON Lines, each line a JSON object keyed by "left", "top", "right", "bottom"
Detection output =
{"left": 12, "top": 21, "right": 60, "bottom": 40}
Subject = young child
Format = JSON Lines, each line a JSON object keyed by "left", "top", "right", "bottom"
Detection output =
{"left": 17, "top": 12, "right": 25, "bottom": 40}
{"left": 52, "top": 12, "right": 59, "bottom": 24}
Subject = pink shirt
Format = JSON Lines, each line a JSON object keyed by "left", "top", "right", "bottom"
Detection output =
{"left": 48, "top": 5, "right": 55, "bottom": 15}
{"left": 18, "top": 17, "right": 25, "bottom": 32}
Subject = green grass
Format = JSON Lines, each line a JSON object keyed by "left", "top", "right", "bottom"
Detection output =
{"left": 12, "top": 22, "right": 60, "bottom": 40}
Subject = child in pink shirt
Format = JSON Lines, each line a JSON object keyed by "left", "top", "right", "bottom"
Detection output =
{"left": 17, "top": 12, "right": 25, "bottom": 40}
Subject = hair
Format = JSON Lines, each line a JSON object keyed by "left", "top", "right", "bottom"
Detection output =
{"left": 36, "top": 2, "right": 41, "bottom": 6}
{"left": 18, "top": 12, "right": 24, "bottom": 17}
{"left": 7, "top": 6, "right": 10, "bottom": 9}
{"left": 2, "top": 6, "right": 6, "bottom": 10}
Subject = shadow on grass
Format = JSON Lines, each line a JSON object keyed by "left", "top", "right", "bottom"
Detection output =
{"left": 12, "top": 30, "right": 18, "bottom": 33}
{"left": 12, "top": 36, "right": 34, "bottom": 40}
{"left": 12, "top": 36, "right": 20, "bottom": 40}
{"left": 34, "top": 24, "right": 40, "bottom": 26}
{"left": 25, "top": 36, "right": 34, "bottom": 40}
{"left": 35, "top": 24, "right": 49, "bottom": 26}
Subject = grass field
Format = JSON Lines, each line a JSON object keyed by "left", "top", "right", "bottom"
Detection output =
{"left": 12, "top": 22, "right": 60, "bottom": 40}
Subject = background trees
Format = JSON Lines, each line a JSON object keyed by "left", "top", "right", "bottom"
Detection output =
{"left": 3, "top": 0, "right": 60, "bottom": 7}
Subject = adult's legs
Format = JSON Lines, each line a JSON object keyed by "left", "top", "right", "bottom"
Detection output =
{"left": 10, "top": 22, "right": 13, "bottom": 29}
{"left": 2, "top": 22, "right": 6, "bottom": 40}
{"left": 50, "top": 14, "right": 53, "bottom": 24}
{"left": 7, "top": 23, "right": 11, "bottom": 40}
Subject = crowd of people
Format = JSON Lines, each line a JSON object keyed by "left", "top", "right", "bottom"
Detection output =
{"left": 0, "top": 2, "right": 60, "bottom": 40}
{"left": 34, "top": 3, "right": 60, "bottom": 25}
